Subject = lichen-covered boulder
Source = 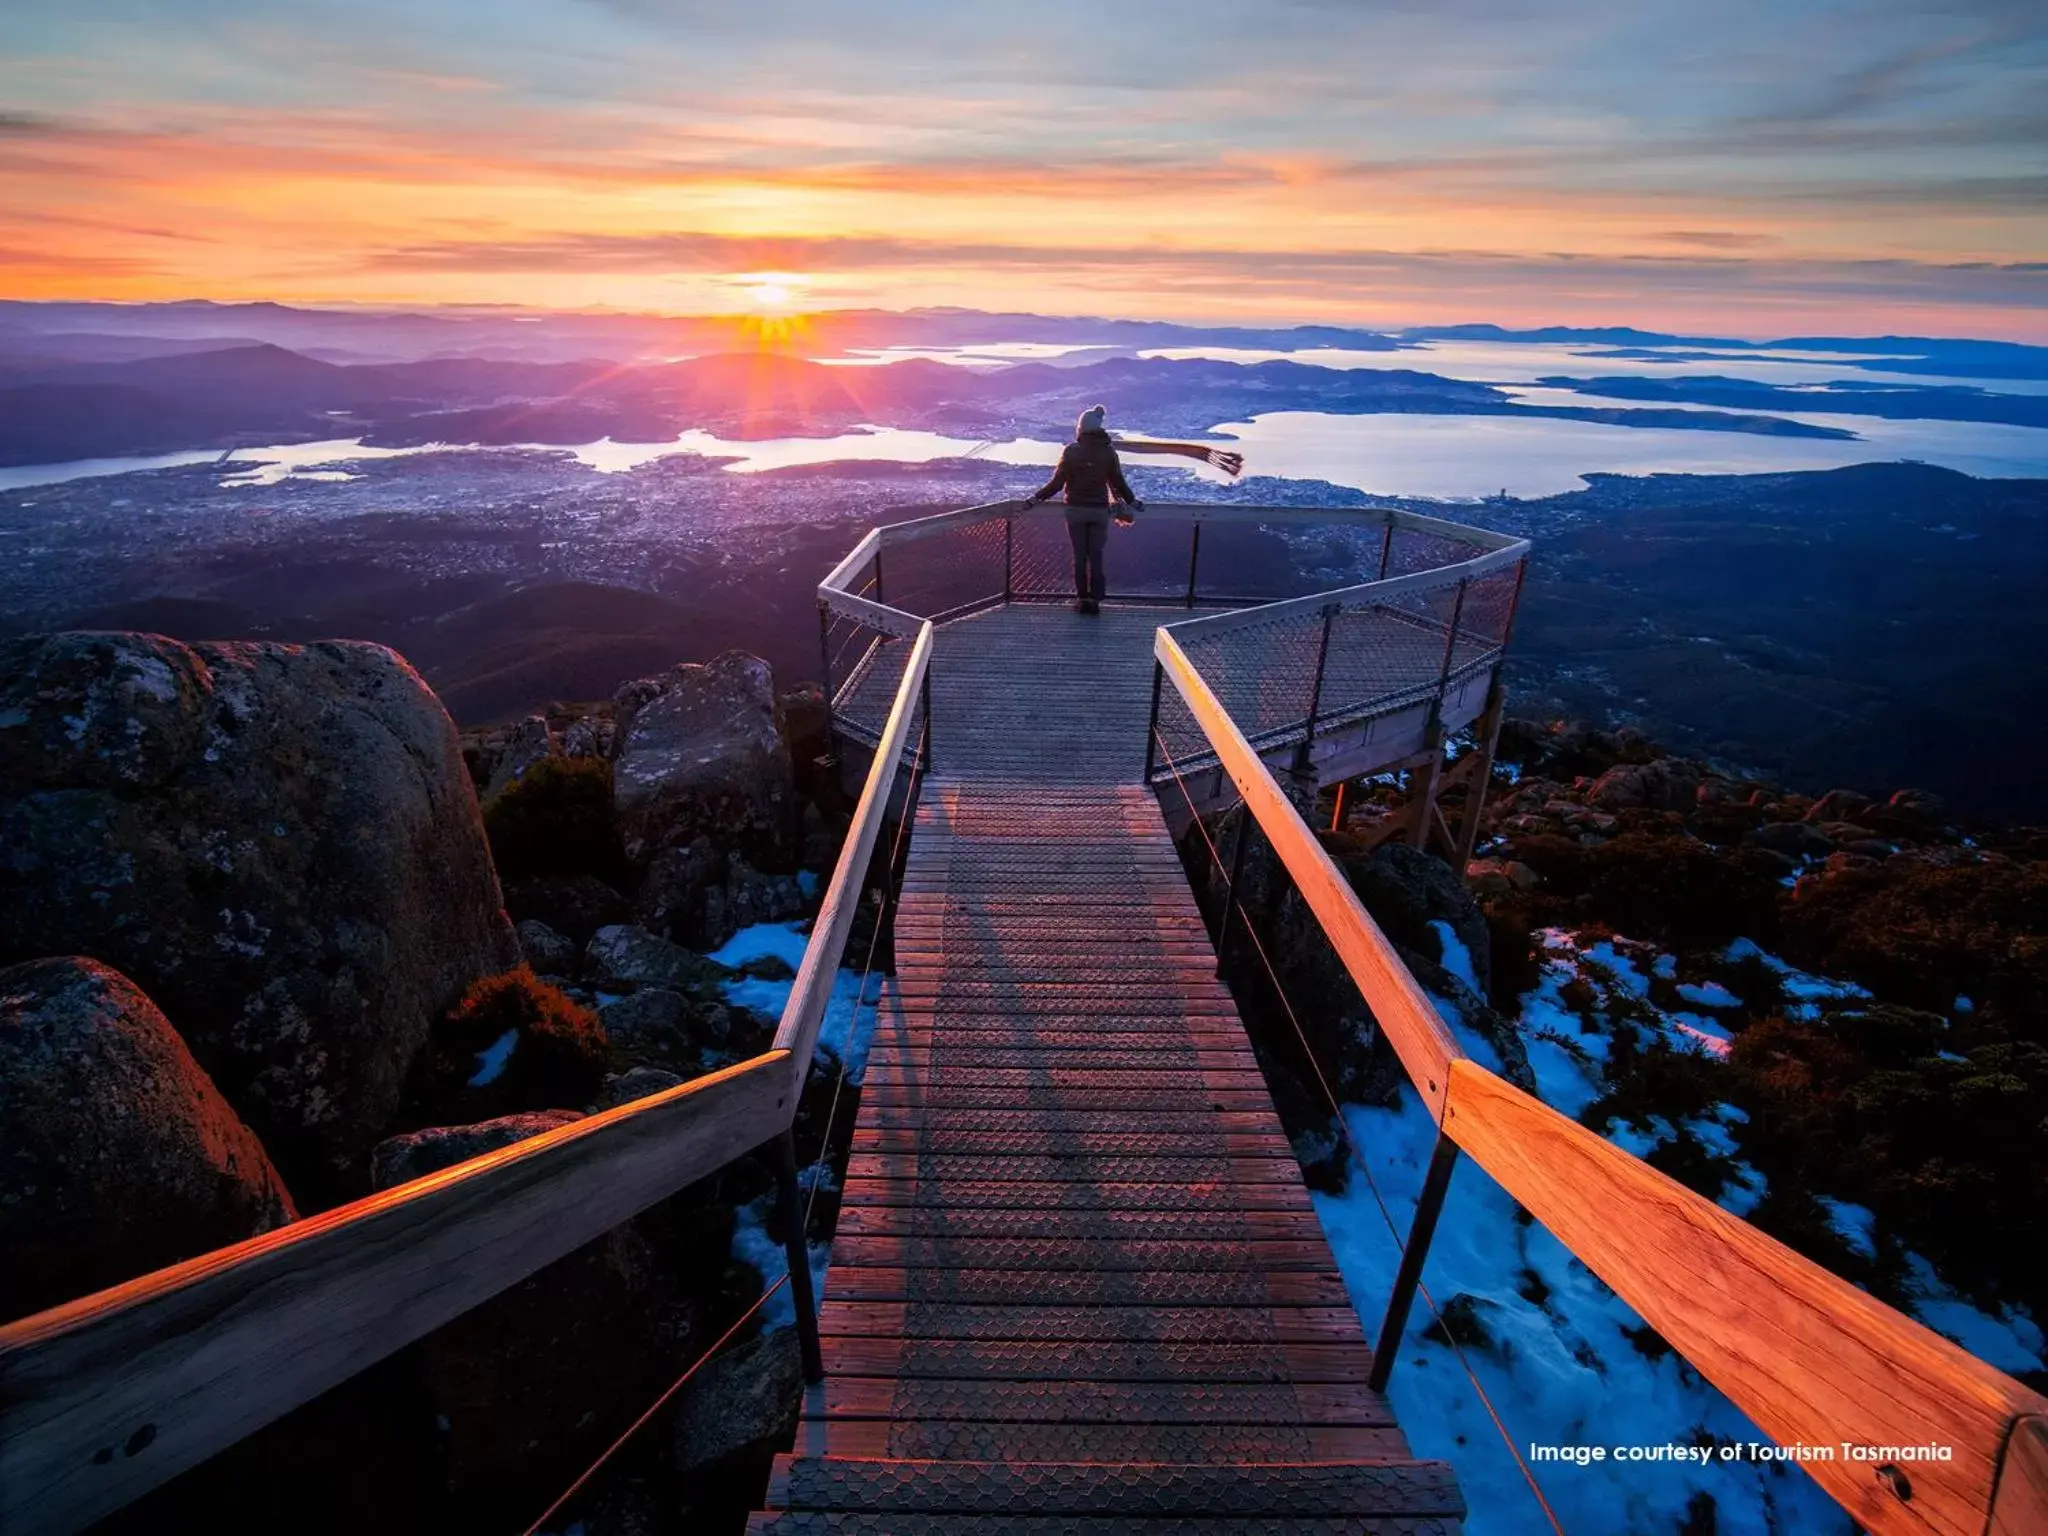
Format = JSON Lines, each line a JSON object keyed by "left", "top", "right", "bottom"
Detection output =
{"left": 0, "top": 956, "right": 296, "bottom": 1320}
{"left": 0, "top": 632, "right": 523, "bottom": 1199}
{"left": 515, "top": 918, "right": 578, "bottom": 976}
{"left": 637, "top": 838, "right": 809, "bottom": 950}
{"left": 1339, "top": 842, "right": 1492, "bottom": 989}
{"left": 672, "top": 1327, "right": 803, "bottom": 1479}
{"left": 369, "top": 1109, "right": 584, "bottom": 1192}
{"left": 610, "top": 651, "right": 794, "bottom": 866}
{"left": 585, "top": 923, "right": 732, "bottom": 998}
{"left": 592, "top": 1066, "right": 686, "bottom": 1111}
{"left": 1587, "top": 758, "right": 1701, "bottom": 813}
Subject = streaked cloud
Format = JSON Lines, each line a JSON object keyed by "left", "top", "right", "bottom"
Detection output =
{"left": 0, "top": 0, "right": 2042, "bottom": 335}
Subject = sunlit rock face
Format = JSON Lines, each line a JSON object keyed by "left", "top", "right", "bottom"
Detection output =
{"left": 609, "top": 650, "right": 795, "bottom": 868}
{"left": 0, "top": 632, "right": 522, "bottom": 1200}
{"left": 0, "top": 956, "right": 297, "bottom": 1321}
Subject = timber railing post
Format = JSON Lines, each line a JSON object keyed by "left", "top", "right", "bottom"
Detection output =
{"left": 1185, "top": 522, "right": 1202, "bottom": 607}
{"left": 1377, "top": 519, "right": 1394, "bottom": 580}
{"left": 1370, "top": 1130, "right": 1459, "bottom": 1392}
{"left": 1002, "top": 515, "right": 1014, "bottom": 604}
{"left": 774, "top": 1130, "right": 825, "bottom": 1384}
{"left": 1454, "top": 676, "right": 1508, "bottom": 869}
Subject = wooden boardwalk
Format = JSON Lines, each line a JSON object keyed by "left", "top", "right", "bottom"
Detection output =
{"left": 752, "top": 604, "right": 1463, "bottom": 1530}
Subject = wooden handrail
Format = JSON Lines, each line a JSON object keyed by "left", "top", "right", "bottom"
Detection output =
{"left": 775, "top": 619, "right": 934, "bottom": 1083}
{"left": 0, "top": 1052, "right": 794, "bottom": 1534}
{"left": 1155, "top": 628, "right": 2048, "bottom": 1536}
{"left": 0, "top": 605, "right": 945, "bottom": 1536}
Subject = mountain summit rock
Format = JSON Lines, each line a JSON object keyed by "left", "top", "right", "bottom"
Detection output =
{"left": 0, "top": 631, "right": 522, "bottom": 1198}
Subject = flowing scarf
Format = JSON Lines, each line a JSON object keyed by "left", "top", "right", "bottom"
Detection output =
{"left": 1111, "top": 435, "right": 1245, "bottom": 480}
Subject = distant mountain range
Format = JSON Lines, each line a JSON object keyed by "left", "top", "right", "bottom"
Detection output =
{"left": 7, "top": 298, "right": 2045, "bottom": 371}
{"left": 0, "top": 338, "right": 1877, "bottom": 469}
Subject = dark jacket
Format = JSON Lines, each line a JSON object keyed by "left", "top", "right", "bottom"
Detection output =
{"left": 1031, "top": 428, "right": 1139, "bottom": 515}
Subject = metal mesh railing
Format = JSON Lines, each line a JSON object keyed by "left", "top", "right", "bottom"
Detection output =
{"left": 817, "top": 501, "right": 1528, "bottom": 787}
{"left": 1007, "top": 510, "right": 1361, "bottom": 608}
{"left": 869, "top": 515, "right": 1009, "bottom": 622}
{"left": 1147, "top": 552, "right": 1525, "bottom": 784}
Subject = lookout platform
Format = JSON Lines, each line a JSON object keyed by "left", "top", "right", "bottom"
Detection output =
{"left": 749, "top": 498, "right": 1528, "bottom": 1529}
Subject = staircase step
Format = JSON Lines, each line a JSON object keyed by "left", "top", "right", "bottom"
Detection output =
{"left": 817, "top": 1335, "right": 1372, "bottom": 1383}
{"left": 803, "top": 1418, "right": 1404, "bottom": 1462}
{"left": 768, "top": 1457, "right": 1467, "bottom": 1518}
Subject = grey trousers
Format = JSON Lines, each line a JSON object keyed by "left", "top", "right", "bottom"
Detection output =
{"left": 1067, "top": 514, "right": 1109, "bottom": 601}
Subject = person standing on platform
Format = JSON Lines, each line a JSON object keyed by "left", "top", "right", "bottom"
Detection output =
{"left": 1022, "top": 403, "right": 1144, "bottom": 615}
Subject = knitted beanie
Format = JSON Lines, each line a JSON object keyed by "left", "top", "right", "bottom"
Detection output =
{"left": 1076, "top": 403, "right": 1108, "bottom": 436}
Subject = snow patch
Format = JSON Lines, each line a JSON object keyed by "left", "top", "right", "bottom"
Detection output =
{"left": 1309, "top": 1088, "right": 1844, "bottom": 1536}
{"left": 1900, "top": 1254, "right": 2045, "bottom": 1374}
{"left": 1676, "top": 980, "right": 1741, "bottom": 1010}
{"left": 468, "top": 1028, "right": 518, "bottom": 1087}
{"left": 1722, "top": 939, "right": 1869, "bottom": 1018}
{"left": 729, "top": 1192, "right": 826, "bottom": 1332}
{"left": 1430, "top": 919, "right": 1481, "bottom": 993}
{"left": 1819, "top": 1199, "right": 1877, "bottom": 1261}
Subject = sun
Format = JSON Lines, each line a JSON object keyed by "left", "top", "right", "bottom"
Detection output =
{"left": 720, "top": 271, "right": 815, "bottom": 350}
{"left": 728, "top": 270, "right": 807, "bottom": 314}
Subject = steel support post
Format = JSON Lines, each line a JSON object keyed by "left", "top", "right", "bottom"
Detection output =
{"left": 1370, "top": 1131, "right": 1460, "bottom": 1392}
{"left": 774, "top": 1131, "right": 825, "bottom": 1384}
{"left": 1292, "top": 603, "right": 1339, "bottom": 776}
{"left": 816, "top": 602, "right": 834, "bottom": 704}
{"left": 920, "top": 663, "right": 934, "bottom": 774}
{"left": 1144, "top": 661, "right": 1164, "bottom": 782}
{"left": 1214, "top": 809, "right": 1253, "bottom": 974}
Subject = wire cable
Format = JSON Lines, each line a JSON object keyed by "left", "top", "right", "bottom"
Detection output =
{"left": 1152, "top": 723, "right": 1566, "bottom": 1536}
{"left": 520, "top": 707, "right": 932, "bottom": 1535}
{"left": 799, "top": 713, "right": 930, "bottom": 1229}
{"left": 518, "top": 1274, "right": 789, "bottom": 1536}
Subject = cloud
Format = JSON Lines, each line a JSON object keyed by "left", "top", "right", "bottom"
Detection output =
{"left": 0, "top": 111, "right": 66, "bottom": 136}
{"left": 354, "top": 227, "right": 2048, "bottom": 309}
{"left": 1653, "top": 231, "right": 1774, "bottom": 249}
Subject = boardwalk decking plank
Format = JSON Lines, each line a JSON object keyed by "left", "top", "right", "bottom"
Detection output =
{"left": 836, "top": 1179, "right": 1314, "bottom": 1212}
{"left": 806, "top": 1375, "right": 1396, "bottom": 1424}
{"left": 831, "top": 1206, "right": 1328, "bottom": 1241}
{"left": 818, "top": 1336, "right": 1375, "bottom": 1383}
{"left": 828, "top": 1236, "right": 1340, "bottom": 1272}
{"left": 823, "top": 1267, "right": 1353, "bottom": 1307}
{"left": 815, "top": 1301, "right": 1365, "bottom": 1343}
{"left": 804, "top": 1420, "right": 1409, "bottom": 1464}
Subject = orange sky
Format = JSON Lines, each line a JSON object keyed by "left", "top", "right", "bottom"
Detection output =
{"left": 3, "top": 1, "right": 2044, "bottom": 338}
